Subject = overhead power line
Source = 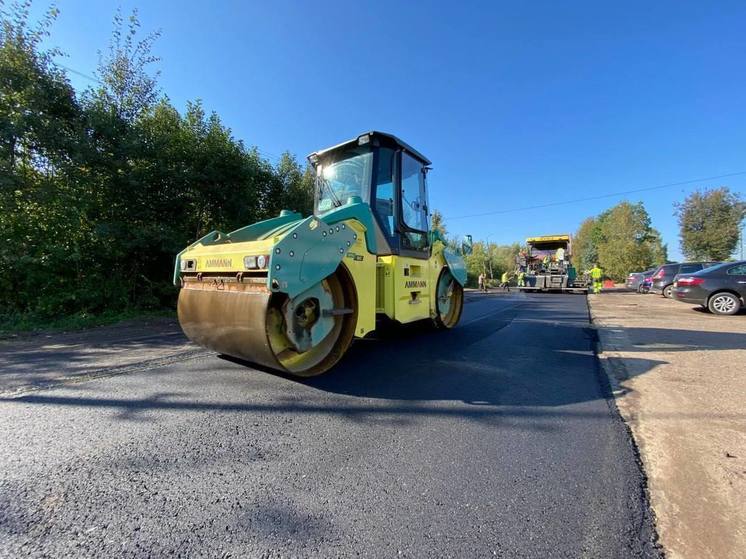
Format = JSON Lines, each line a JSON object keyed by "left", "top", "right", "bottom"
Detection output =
{"left": 57, "top": 63, "right": 102, "bottom": 85}
{"left": 446, "top": 171, "right": 746, "bottom": 220}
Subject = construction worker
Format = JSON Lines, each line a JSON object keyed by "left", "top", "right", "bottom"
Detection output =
{"left": 499, "top": 270, "right": 510, "bottom": 291}
{"left": 478, "top": 272, "right": 487, "bottom": 293}
{"left": 542, "top": 254, "right": 550, "bottom": 269}
{"left": 517, "top": 269, "right": 526, "bottom": 287}
{"left": 590, "top": 263, "right": 603, "bottom": 294}
{"left": 556, "top": 247, "right": 565, "bottom": 262}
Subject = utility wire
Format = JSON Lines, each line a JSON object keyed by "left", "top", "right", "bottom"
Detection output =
{"left": 446, "top": 171, "right": 746, "bottom": 220}
{"left": 57, "top": 63, "right": 102, "bottom": 85}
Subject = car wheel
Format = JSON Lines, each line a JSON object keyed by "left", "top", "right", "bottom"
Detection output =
{"left": 663, "top": 284, "right": 673, "bottom": 298}
{"left": 707, "top": 292, "right": 741, "bottom": 315}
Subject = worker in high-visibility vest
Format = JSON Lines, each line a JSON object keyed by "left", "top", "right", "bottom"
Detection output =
{"left": 500, "top": 270, "right": 511, "bottom": 292}
{"left": 590, "top": 264, "right": 603, "bottom": 294}
{"left": 517, "top": 269, "right": 526, "bottom": 287}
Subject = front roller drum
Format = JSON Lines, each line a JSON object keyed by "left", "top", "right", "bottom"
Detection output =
{"left": 177, "top": 270, "right": 357, "bottom": 377}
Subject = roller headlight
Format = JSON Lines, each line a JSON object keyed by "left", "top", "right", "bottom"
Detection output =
{"left": 243, "top": 255, "right": 257, "bottom": 269}
{"left": 257, "top": 254, "right": 268, "bottom": 269}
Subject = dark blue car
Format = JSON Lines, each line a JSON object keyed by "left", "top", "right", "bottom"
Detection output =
{"left": 671, "top": 261, "right": 746, "bottom": 315}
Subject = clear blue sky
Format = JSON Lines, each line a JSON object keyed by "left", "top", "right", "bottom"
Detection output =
{"left": 34, "top": 0, "right": 746, "bottom": 260}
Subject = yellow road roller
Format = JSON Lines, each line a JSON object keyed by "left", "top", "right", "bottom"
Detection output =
{"left": 174, "top": 131, "right": 469, "bottom": 376}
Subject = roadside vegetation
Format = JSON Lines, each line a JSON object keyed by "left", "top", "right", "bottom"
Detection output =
{"left": 573, "top": 201, "right": 668, "bottom": 282}
{"left": 574, "top": 191, "right": 744, "bottom": 282}
{"left": 0, "top": 2, "right": 314, "bottom": 331}
{"left": 432, "top": 210, "right": 522, "bottom": 287}
{"left": 0, "top": 308, "right": 174, "bottom": 338}
{"left": 2, "top": 2, "right": 743, "bottom": 329}
{"left": 676, "top": 187, "right": 746, "bottom": 261}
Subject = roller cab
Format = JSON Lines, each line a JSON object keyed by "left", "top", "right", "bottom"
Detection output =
{"left": 175, "top": 131, "right": 467, "bottom": 376}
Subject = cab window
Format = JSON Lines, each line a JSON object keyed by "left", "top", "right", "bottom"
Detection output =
{"left": 401, "top": 153, "right": 428, "bottom": 231}
{"left": 400, "top": 153, "right": 429, "bottom": 251}
{"left": 315, "top": 147, "right": 372, "bottom": 215}
{"left": 373, "top": 148, "right": 396, "bottom": 240}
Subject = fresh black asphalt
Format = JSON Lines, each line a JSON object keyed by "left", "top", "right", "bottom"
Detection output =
{"left": 0, "top": 293, "right": 661, "bottom": 557}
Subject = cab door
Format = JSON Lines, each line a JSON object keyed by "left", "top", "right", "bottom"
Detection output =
{"left": 394, "top": 151, "right": 432, "bottom": 322}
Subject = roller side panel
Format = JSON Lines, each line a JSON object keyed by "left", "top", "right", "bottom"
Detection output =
{"left": 269, "top": 216, "right": 356, "bottom": 299}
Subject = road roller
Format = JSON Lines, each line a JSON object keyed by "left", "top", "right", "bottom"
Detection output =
{"left": 174, "top": 131, "right": 468, "bottom": 376}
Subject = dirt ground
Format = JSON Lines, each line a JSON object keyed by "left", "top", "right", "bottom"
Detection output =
{"left": 589, "top": 291, "right": 746, "bottom": 559}
{"left": 0, "top": 316, "right": 198, "bottom": 397}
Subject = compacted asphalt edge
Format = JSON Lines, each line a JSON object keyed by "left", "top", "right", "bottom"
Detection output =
{"left": 585, "top": 302, "right": 664, "bottom": 557}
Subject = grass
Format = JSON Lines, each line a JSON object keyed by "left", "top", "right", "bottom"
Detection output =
{"left": 0, "top": 308, "right": 177, "bottom": 339}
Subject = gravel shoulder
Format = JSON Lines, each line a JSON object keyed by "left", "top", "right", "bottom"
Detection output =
{"left": 589, "top": 291, "right": 746, "bottom": 559}
{"left": 0, "top": 317, "right": 198, "bottom": 397}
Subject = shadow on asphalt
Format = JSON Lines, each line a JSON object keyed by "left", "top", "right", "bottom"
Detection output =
{"left": 4, "top": 295, "right": 744, "bottom": 423}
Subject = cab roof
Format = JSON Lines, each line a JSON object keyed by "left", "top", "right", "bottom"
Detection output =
{"left": 307, "top": 131, "right": 431, "bottom": 166}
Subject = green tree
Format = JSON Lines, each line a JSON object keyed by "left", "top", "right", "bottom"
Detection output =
{"left": 573, "top": 217, "right": 600, "bottom": 272}
{"left": 0, "top": 1, "right": 357, "bottom": 327}
{"left": 462, "top": 240, "right": 521, "bottom": 286}
{"left": 0, "top": 0, "right": 89, "bottom": 315}
{"left": 675, "top": 187, "right": 745, "bottom": 261}
{"left": 95, "top": 8, "right": 160, "bottom": 122}
{"left": 274, "top": 151, "right": 314, "bottom": 216}
{"left": 431, "top": 209, "right": 446, "bottom": 236}
{"left": 595, "top": 202, "right": 667, "bottom": 282}
{"left": 464, "top": 241, "right": 489, "bottom": 286}
{"left": 574, "top": 202, "right": 667, "bottom": 280}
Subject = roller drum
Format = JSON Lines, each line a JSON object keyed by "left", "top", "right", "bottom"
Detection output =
{"left": 177, "top": 284, "right": 282, "bottom": 370}
{"left": 177, "top": 269, "right": 356, "bottom": 377}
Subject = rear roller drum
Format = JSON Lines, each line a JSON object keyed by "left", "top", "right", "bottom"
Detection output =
{"left": 433, "top": 269, "right": 464, "bottom": 329}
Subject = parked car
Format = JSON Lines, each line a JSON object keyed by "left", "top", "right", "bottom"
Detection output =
{"left": 639, "top": 277, "right": 651, "bottom": 293}
{"left": 650, "top": 262, "right": 719, "bottom": 298}
{"left": 671, "top": 261, "right": 746, "bottom": 315}
{"left": 626, "top": 268, "right": 657, "bottom": 292}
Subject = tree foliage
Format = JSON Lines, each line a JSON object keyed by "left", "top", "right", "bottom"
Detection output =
{"left": 95, "top": 7, "right": 161, "bottom": 122}
{"left": 572, "top": 217, "right": 599, "bottom": 273}
{"left": 574, "top": 201, "right": 667, "bottom": 282}
{"left": 675, "top": 187, "right": 745, "bottom": 261}
{"left": 464, "top": 241, "right": 521, "bottom": 286}
{"left": 430, "top": 209, "right": 446, "bottom": 237}
{"left": 0, "top": 3, "right": 315, "bottom": 321}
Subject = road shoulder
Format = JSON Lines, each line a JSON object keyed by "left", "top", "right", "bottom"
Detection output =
{"left": 0, "top": 317, "right": 201, "bottom": 397}
{"left": 589, "top": 292, "right": 746, "bottom": 559}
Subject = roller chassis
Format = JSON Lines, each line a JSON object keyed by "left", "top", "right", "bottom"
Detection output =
{"left": 175, "top": 131, "right": 467, "bottom": 376}
{"left": 176, "top": 205, "right": 465, "bottom": 376}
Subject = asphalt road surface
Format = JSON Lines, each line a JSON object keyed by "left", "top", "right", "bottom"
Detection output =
{"left": 0, "top": 293, "right": 661, "bottom": 558}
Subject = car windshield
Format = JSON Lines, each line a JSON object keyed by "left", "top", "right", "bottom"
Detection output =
{"left": 315, "top": 147, "right": 373, "bottom": 215}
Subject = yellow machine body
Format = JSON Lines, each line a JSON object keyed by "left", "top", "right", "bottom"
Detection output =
{"left": 175, "top": 131, "right": 466, "bottom": 376}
